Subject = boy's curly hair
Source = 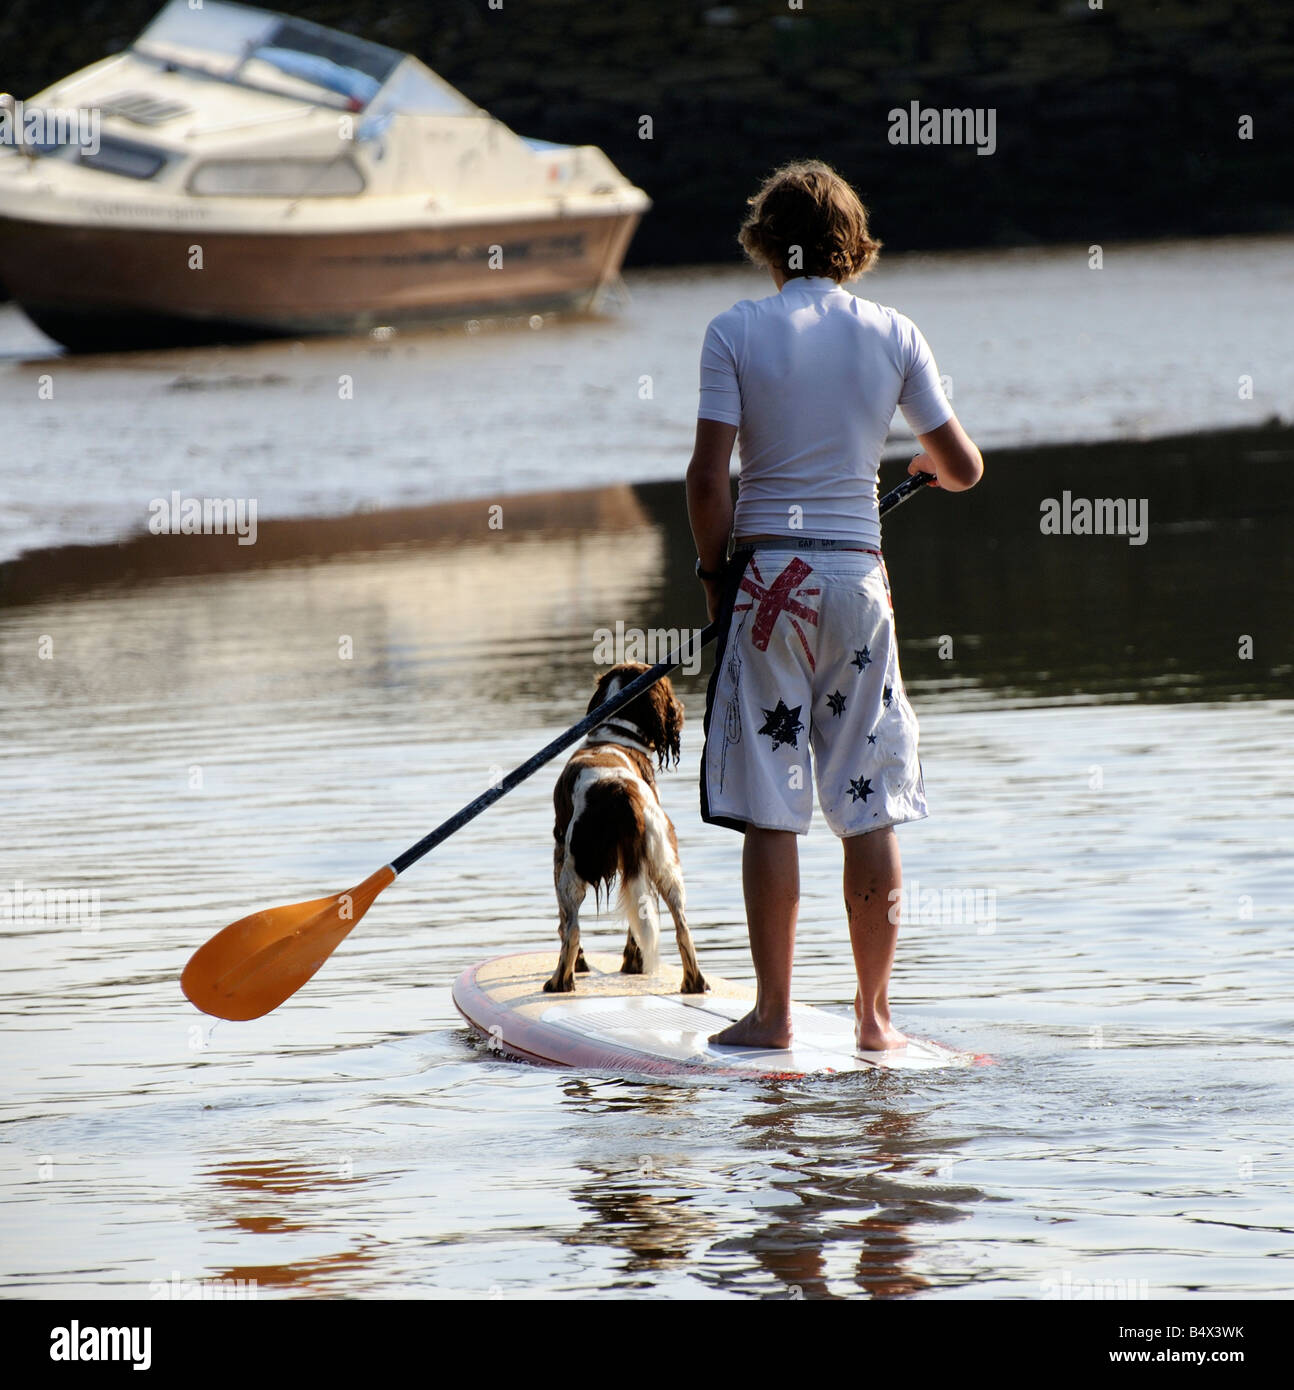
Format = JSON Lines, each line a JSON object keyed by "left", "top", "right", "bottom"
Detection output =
{"left": 737, "top": 160, "right": 882, "bottom": 282}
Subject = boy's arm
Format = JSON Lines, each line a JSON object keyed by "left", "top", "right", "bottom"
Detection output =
{"left": 686, "top": 417, "right": 739, "bottom": 617}
{"left": 910, "top": 415, "right": 984, "bottom": 492}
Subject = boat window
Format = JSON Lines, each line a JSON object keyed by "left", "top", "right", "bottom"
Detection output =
{"left": 189, "top": 157, "right": 365, "bottom": 197}
{"left": 135, "top": 1, "right": 401, "bottom": 110}
{"left": 78, "top": 136, "right": 169, "bottom": 180}
{"left": 244, "top": 47, "right": 380, "bottom": 108}
{"left": 363, "top": 59, "right": 478, "bottom": 118}
{"left": 135, "top": 0, "right": 280, "bottom": 76}
{"left": 260, "top": 19, "right": 400, "bottom": 89}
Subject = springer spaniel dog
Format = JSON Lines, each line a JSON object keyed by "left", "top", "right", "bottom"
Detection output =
{"left": 546, "top": 662, "right": 707, "bottom": 995}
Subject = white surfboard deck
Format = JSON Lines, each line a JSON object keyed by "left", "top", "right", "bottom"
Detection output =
{"left": 453, "top": 952, "right": 982, "bottom": 1079}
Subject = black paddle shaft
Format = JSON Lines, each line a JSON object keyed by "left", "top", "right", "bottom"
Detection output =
{"left": 389, "top": 470, "right": 934, "bottom": 875}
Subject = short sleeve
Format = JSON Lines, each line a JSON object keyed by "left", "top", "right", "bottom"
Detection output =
{"left": 895, "top": 315, "right": 954, "bottom": 436}
{"left": 697, "top": 316, "right": 742, "bottom": 425}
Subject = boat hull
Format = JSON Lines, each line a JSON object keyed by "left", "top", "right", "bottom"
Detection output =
{"left": 0, "top": 207, "right": 641, "bottom": 350}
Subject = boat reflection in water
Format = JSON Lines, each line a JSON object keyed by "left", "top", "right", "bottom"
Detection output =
{"left": 0, "top": 0, "right": 649, "bottom": 351}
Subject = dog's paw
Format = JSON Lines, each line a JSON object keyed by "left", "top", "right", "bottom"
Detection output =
{"left": 681, "top": 973, "right": 709, "bottom": 995}
{"left": 543, "top": 975, "right": 575, "bottom": 994}
{"left": 620, "top": 937, "right": 644, "bottom": 975}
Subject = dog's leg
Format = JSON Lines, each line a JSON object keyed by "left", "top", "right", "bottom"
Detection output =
{"left": 554, "top": 842, "right": 589, "bottom": 973}
{"left": 654, "top": 832, "right": 707, "bottom": 994}
{"left": 622, "top": 874, "right": 661, "bottom": 978}
{"left": 545, "top": 856, "right": 587, "bottom": 993}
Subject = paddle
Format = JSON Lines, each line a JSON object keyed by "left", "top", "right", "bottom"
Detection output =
{"left": 181, "top": 469, "right": 934, "bottom": 1020}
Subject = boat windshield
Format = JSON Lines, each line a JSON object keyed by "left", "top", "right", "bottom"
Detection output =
{"left": 362, "top": 59, "right": 478, "bottom": 119}
{"left": 134, "top": 0, "right": 403, "bottom": 109}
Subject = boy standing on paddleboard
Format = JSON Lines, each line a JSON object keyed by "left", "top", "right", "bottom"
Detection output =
{"left": 686, "top": 161, "right": 983, "bottom": 1052}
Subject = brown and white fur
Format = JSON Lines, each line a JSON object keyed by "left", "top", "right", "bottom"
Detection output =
{"left": 545, "top": 662, "right": 706, "bottom": 995}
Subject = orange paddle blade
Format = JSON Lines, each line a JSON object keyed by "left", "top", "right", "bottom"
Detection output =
{"left": 181, "top": 865, "right": 396, "bottom": 1021}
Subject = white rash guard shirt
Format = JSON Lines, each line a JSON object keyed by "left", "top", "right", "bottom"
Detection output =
{"left": 697, "top": 275, "right": 954, "bottom": 548}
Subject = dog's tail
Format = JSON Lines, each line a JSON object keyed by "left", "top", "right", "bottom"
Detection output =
{"left": 568, "top": 779, "right": 645, "bottom": 909}
{"left": 617, "top": 872, "right": 661, "bottom": 975}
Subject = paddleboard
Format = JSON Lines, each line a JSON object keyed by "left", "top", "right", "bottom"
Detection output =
{"left": 453, "top": 951, "right": 982, "bottom": 1079}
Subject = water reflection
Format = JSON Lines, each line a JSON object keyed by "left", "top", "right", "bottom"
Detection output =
{"left": 4, "top": 424, "right": 1288, "bottom": 709}
{"left": 636, "top": 423, "right": 1294, "bottom": 706}
{"left": 194, "top": 1159, "right": 381, "bottom": 1294}
{"left": 712, "top": 1087, "right": 979, "bottom": 1299}
{"left": 2, "top": 421, "right": 1291, "bottom": 1300}
{"left": 558, "top": 1078, "right": 986, "bottom": 1298}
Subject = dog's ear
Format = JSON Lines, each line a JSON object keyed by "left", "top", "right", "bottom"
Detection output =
{"left": 661, "top": 681, "right": 684, "bottom": 768}
{"left": 586, "top": 669, "right": 612, "bottom": 716}
{"left": 647, "top": 677, "right": 683, "bottom": 769}
{"left": 667, "top": 686, "right": 689, "bottom": 772}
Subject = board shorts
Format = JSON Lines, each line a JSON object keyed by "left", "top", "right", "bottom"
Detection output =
{"left": 701, "top": 540, "right": 928, "bottom": 837}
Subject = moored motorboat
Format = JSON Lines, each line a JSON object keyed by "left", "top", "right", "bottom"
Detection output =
{"left": 0, "top": 0, "right": 649, "bottom": 350}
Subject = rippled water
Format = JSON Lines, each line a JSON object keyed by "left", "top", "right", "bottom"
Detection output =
{"left": 3, "top": 502, "right": 1292, "bottom": 1297}
{"left": 3, "top": 235, "right": 1291, "bottom": 1300}
{"left": 2, "top": 233, "right": 1292, "bottom": 563}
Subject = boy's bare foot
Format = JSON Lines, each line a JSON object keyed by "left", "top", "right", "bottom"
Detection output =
{"left": 855, "top": 1021, "right": 909, "bottom": 1052}
{"left": 855, "top": 990, "right": 908, "bottom": 1051}
{"left": 709, "top": 1008, "right": 792, "bottom": 1050}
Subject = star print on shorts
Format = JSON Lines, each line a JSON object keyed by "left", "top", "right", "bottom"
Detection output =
{"left": 826, "top": 690, "right": 846, "bottom": 717}
{"left": 758, "top": 699, "right": 804, "bottom": 751}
